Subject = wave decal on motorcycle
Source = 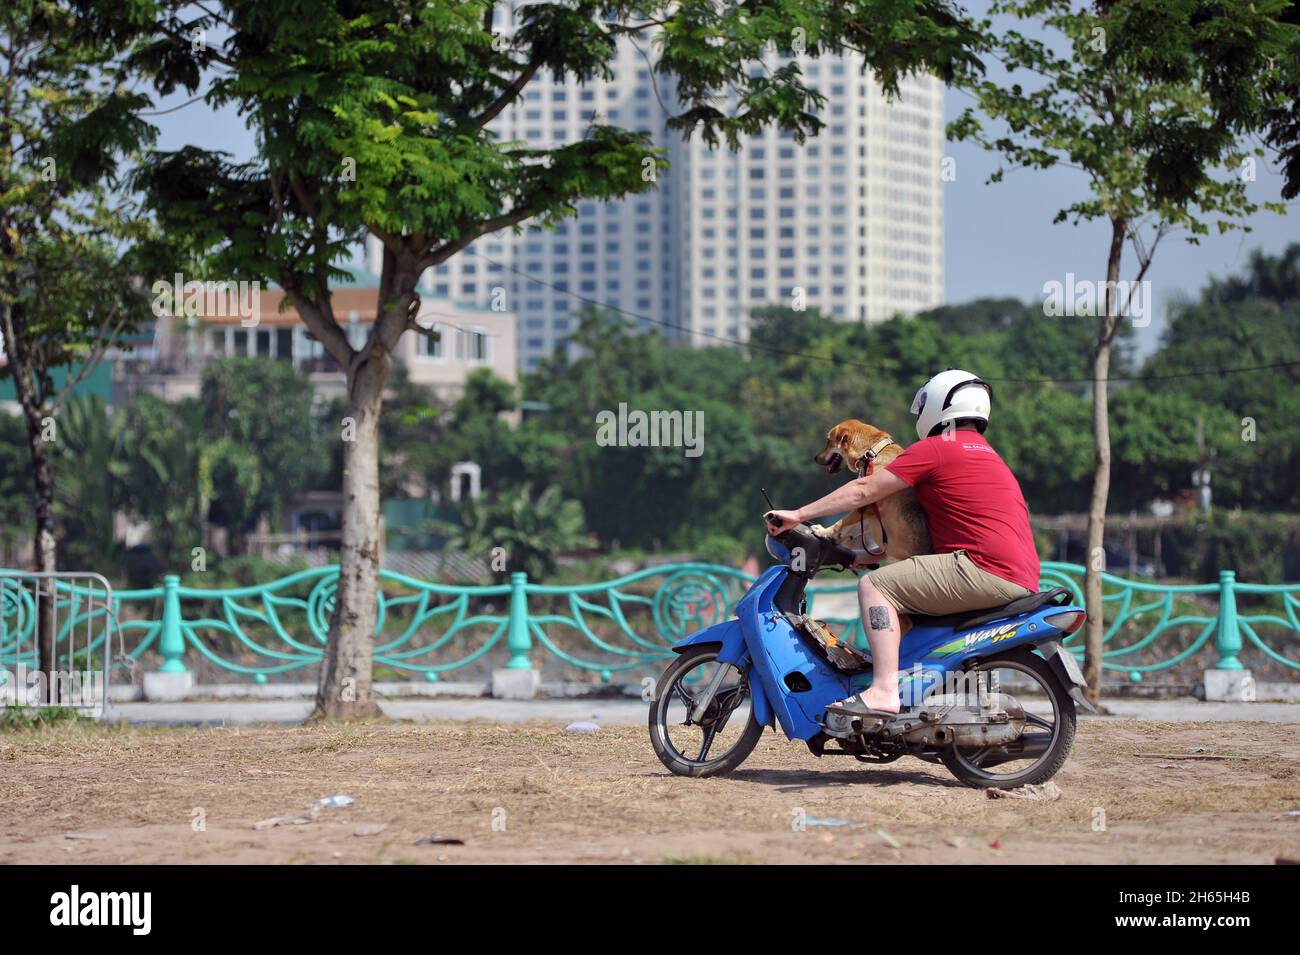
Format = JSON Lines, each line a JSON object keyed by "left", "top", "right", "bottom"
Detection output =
{"left": 933, "top": 622, "right": 1020, "bottom": 656}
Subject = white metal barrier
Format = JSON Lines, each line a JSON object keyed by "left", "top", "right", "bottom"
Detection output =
{"left": 0, "top": 571, "right": 116, "bottom": 719}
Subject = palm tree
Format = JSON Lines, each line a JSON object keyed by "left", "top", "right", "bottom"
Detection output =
{"left": 115, "top": 395, "right": 211, "bottom": 570}
{"left": 53, "top": 394, "right": 120, "bottom": 572}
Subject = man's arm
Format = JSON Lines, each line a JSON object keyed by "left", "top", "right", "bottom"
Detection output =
{"left": 765, "top": 470, "right": 910, "bottom": 534}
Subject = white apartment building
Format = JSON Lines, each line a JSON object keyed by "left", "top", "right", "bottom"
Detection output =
{"left": 372, "top": 9, "right": 945, "bottom": 370}
{"left": 671, "top": 64, "right": 945, "bottom": 336}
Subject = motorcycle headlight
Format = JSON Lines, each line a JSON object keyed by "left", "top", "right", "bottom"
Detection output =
{"left": 765, "top": 534, "right": 790, "bottom": 564}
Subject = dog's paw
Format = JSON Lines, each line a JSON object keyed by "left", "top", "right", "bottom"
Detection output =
{"left": 808, "top": 523, "right": 832, "bottom": 538}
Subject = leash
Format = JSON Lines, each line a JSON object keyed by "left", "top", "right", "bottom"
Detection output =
{"left": 856, "top": 435, "right": 893, "bottom": 560}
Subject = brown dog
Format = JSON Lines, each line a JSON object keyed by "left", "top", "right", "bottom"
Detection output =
{"left": 811, "top": 419, "right": 931, "bottom": 562}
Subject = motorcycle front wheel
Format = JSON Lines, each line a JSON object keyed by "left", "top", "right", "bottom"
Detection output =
{"left": 648, "top": 645, "right": 763, "bottom": 778}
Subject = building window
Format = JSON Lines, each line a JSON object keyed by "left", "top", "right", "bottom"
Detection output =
{"left": 418, "top": 323, "right": 445, "bottom": 359}
{"left": 458, "top": 327, "right": 491, "bottom": 364}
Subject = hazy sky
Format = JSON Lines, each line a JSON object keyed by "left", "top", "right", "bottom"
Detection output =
{"left": 939, "top": 1, "right": 1297, "bottom": 355}
{"left": 943, "top": 114, "right": 1295, "bottom": 311}
{"left": 150, "top": 4, "right": 1297, "bottom": 352}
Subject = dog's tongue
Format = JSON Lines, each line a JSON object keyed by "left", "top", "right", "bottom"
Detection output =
{"left": 825, "top": 464, "right": 836, "bottom": 475}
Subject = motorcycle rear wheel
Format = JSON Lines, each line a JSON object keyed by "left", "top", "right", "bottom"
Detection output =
{"left": 649, "top": 645, "right": 763, "bottom": 778}
{"left": 939, "top": 649, "right": 1076, "bottom": 790}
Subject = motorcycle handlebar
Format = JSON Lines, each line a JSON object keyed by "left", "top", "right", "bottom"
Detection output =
{"left": 826, "top": 539, "right": 858, "bottom": 570}
{"left": 772, "top": 522, "right": 856, "bottom": 574}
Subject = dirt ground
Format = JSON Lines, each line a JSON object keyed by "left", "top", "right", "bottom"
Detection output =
{"left": 2, "top": 718, "right": 1298, "bottom": 864}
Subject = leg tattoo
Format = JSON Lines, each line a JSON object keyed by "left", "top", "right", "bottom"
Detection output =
{"left": 868, "top": 605, "right": 893, "bottom": 632}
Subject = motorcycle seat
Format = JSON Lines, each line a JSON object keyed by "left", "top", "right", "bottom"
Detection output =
{"left": 908, "top": 587, "right": 1072, "bottom": 633}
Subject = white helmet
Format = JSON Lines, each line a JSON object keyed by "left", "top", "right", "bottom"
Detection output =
{"left": 910, "top": 369, "right": 992, "bottom": 440}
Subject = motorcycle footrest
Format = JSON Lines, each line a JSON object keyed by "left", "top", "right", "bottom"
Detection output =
{"left": 826, "top": 712, "right": 930, "bottom": 738}
{"left": 822, "top": 708, "right": 915, "bottom": 738}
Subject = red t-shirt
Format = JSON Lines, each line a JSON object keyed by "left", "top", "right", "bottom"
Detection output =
{"left": 883, "top": 432, "right": 1040, "bottom": 592}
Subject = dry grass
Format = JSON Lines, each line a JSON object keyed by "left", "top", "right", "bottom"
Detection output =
{"left": 1, "top": 718, "right": 1297, "bottom": 864}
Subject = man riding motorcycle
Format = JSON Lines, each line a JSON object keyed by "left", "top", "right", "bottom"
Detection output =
{"left": 765, "top": 369, "right": 1040, "bottom": 716}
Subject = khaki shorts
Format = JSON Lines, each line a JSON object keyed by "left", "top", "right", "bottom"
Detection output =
{"left": 866, "top": 550, "right": 1032, "bottom": 617}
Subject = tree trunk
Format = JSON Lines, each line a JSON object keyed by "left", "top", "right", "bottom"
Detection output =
{"left": 30, "top": 442, "right": 58, "bottom": 698}
{"left": 2, "top": 301, "right": 59, "bottom": 701}
{"left": 307, "top": 243, "right": 424, "bottom": 721}
{"left": 1082, "top": 218, "right": 1127, "bottom": 705}
{"left": 312, "top": 353, "right": 389, "bottom": 720}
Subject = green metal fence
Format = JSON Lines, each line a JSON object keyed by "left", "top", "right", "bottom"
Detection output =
{"left": 1, "top": 562, "right": 1296, "bottom": 682}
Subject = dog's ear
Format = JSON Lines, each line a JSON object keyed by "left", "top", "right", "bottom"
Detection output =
{"left": 839, "top": 420, "right": 877, "bottom": 468}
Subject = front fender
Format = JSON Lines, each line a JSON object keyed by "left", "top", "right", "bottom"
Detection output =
{"left": 673, "top": 618, "right": 747, "bottom": 662}
{"left": 671, "top": 619, "right": 773, "bottom": 729}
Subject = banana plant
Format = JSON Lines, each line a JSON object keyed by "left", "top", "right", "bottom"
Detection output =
{"left": 435, "top": 484, "right": 587, "bottom": 583}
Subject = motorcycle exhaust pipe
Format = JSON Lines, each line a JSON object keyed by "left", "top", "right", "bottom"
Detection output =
{"left": 958, "top": 735, "right": 1051, "bottom": 767}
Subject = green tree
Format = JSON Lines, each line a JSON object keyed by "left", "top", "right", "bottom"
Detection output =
{"left": 1139, "top": 244, "right": 1300, "bottom": 510}
{"left": 52, "top": 394, "right": 120, "bottom": 572}
{"left": 949, "top": 0, "right": 1294, "bottom": 702}
{"left": 440, "top": 484, "right": 586, "bottom": 582}
{"left": 993, "top": 385, "right": 1093, "bottom": 515}
{"left": 523, "top": 312, "right": 786, "bottom": 551}
{"left": 115, "top": 394, "right": 210, "bottom": 571}
{"left": 1108, "top": 388, "right": 1239, "bottom": 510}
{"left": 0, "top": 413, "right": 34, "bottom": 563}
{"left": 1259, "top": 1, "right": 1300, "bottom": 200}
{"left": 377, "top": 365, "right": 446, "bottom": 500}
{"left": 1203, "top": 244, "right": 1300, "bottom": 306}
{"left": 442, "top": 371, "right": 522, "bottom": 496}
{"left": 132, "top": 0, "right": 982, "bottom": 718}
{"left": 0, "top": 2, "right": 155, "bottom": 683}
{"left": 376, "top": 365, "right": 522, "bottom": 502}
{"left": 199, "top": 357, "right": 325, "bottom": 552}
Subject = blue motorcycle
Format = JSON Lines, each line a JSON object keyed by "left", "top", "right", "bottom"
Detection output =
{"left": 648, "top": 521, "right": 1093, "bottom": 789}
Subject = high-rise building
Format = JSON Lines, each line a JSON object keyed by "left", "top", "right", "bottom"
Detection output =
{"left": 368, "top": 12, "right": 945, "bottom": 370}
